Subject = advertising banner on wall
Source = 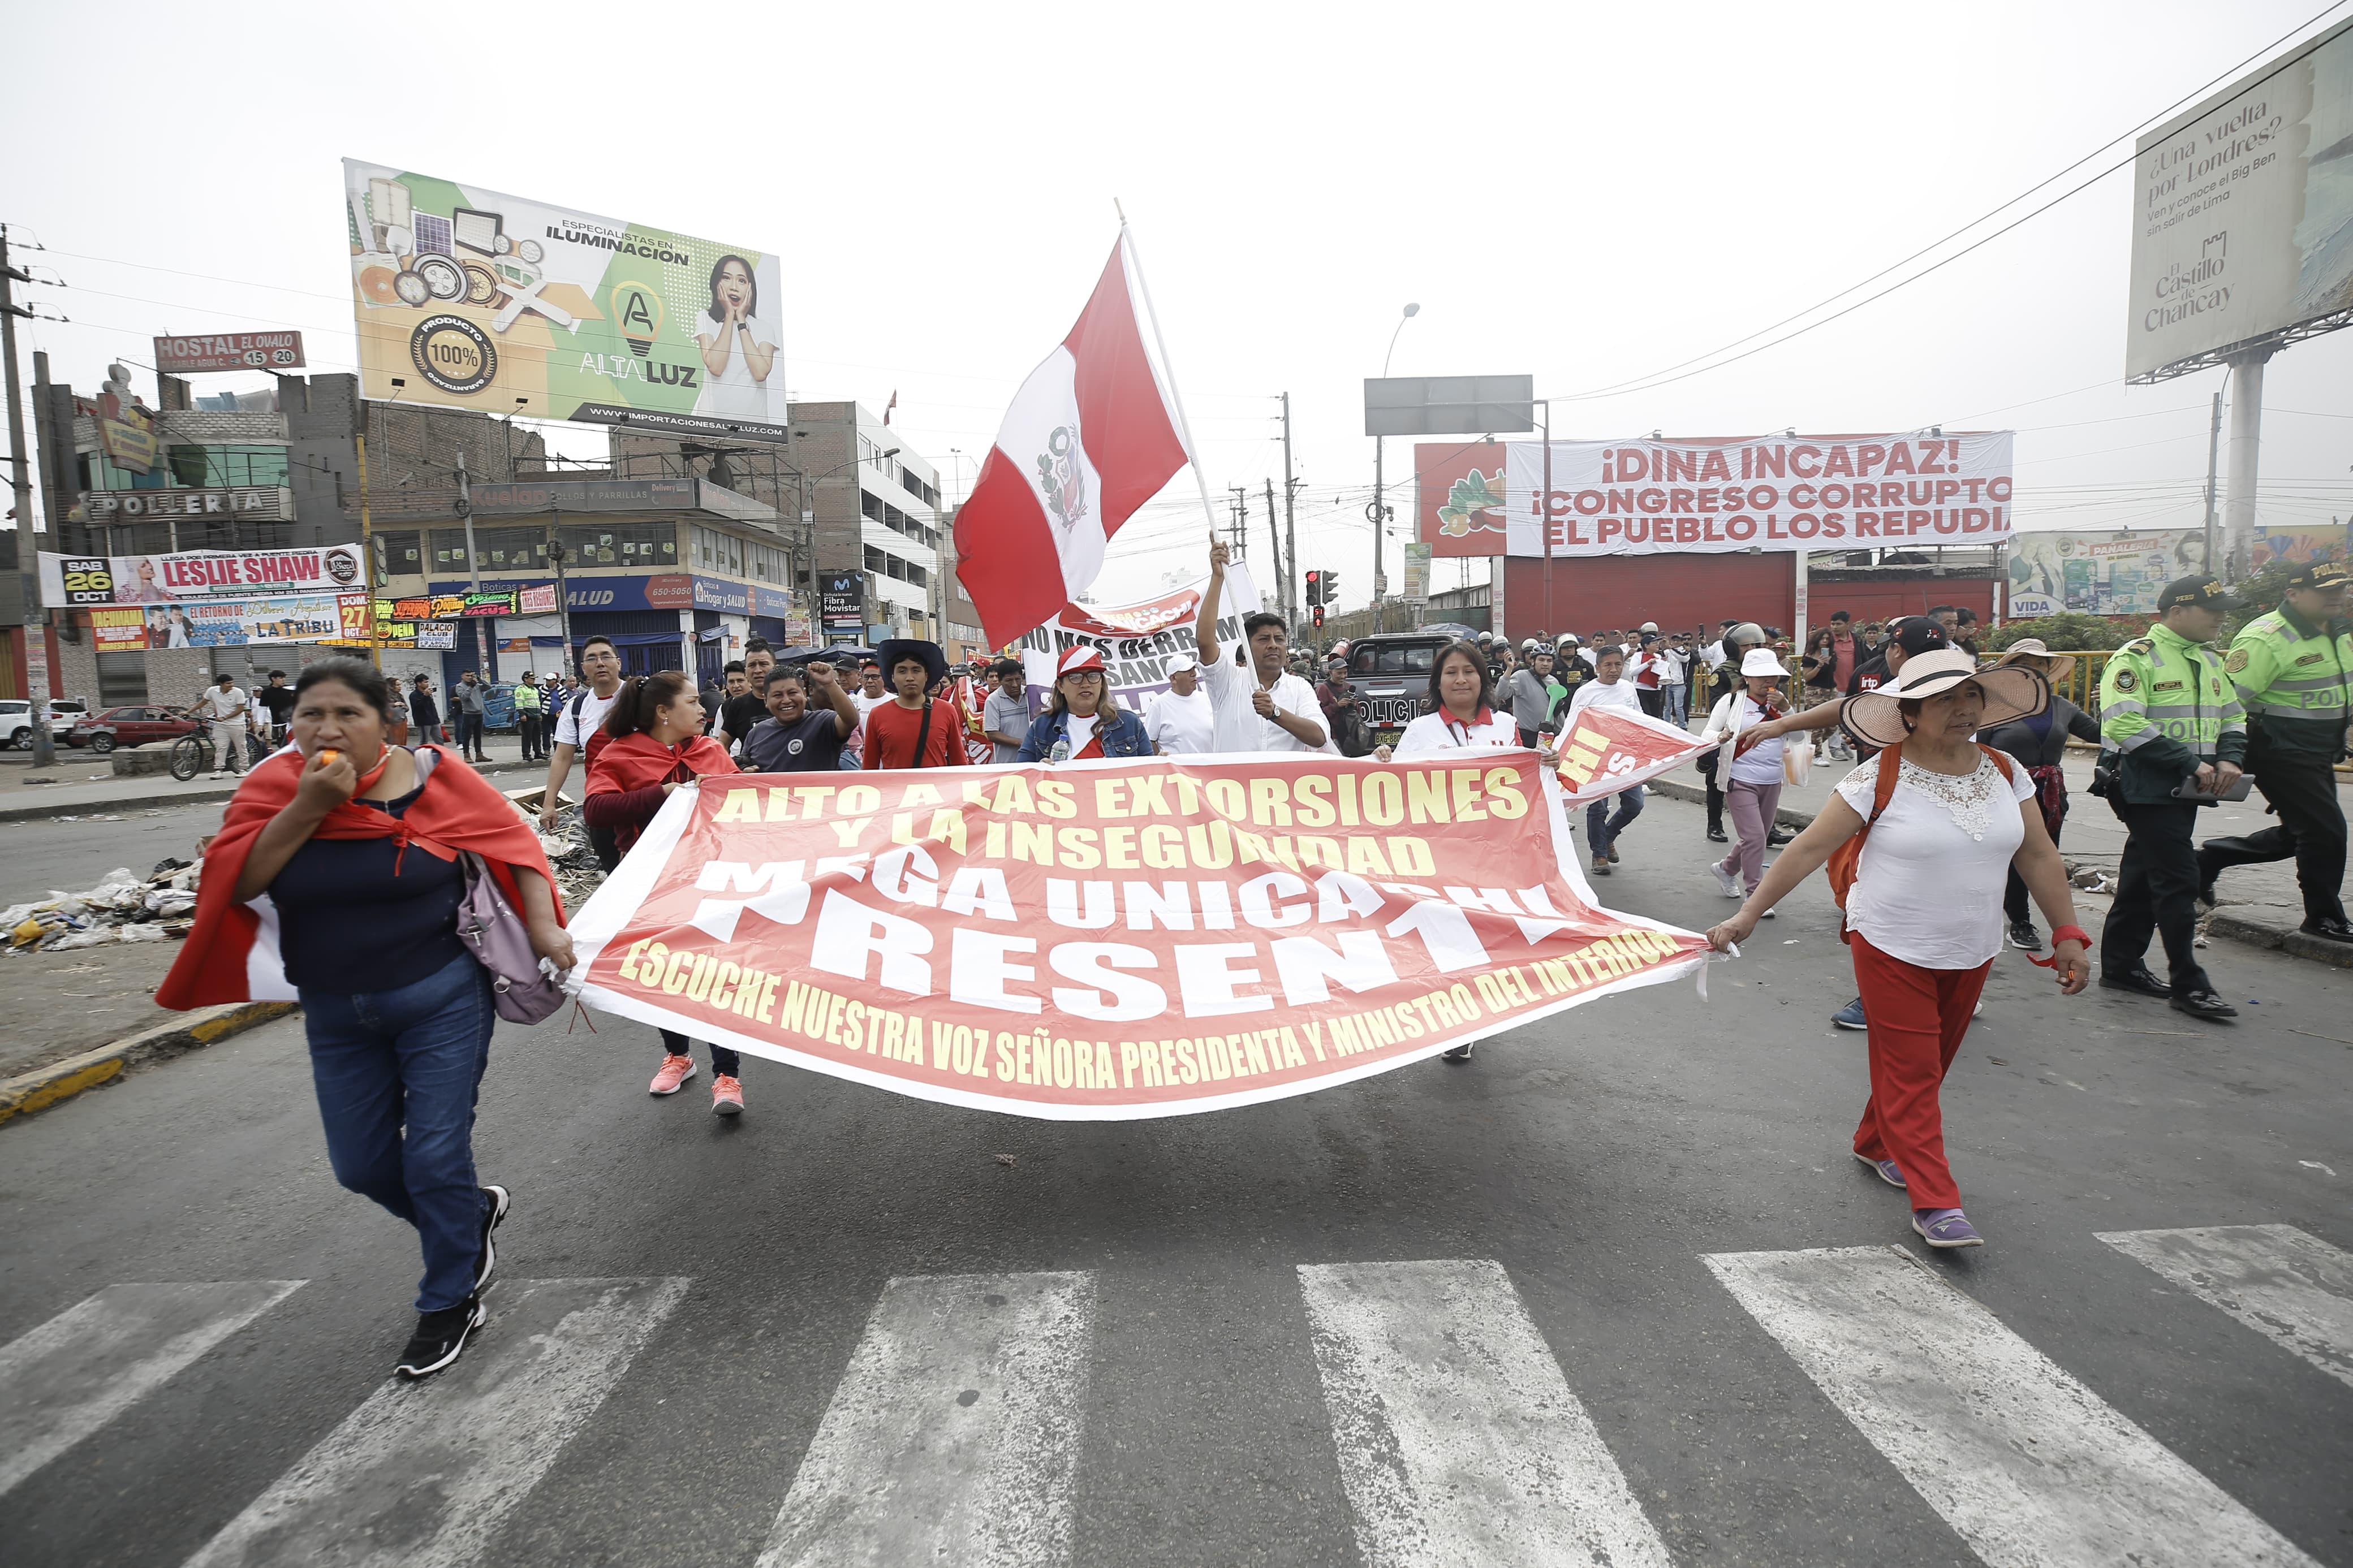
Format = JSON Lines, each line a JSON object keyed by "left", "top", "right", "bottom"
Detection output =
{"left": 2126, "top": 19, "right": 2353, "bottom": 379}
{"left": 1498, "top": 435, "right": 2016, "bottom": 558}
{"left": 40, "top": 546, "right": 367, "bottom": 607}
{"left": 2008, "top": 530, "right": 2218, "bottom": 618}
{"left": 1018, "top": 564, "right": 1264, "bottom": 712}
{"left": 343, "top": 159, "right": 787, "bottom": 439}
{"left": 93, "top": 594, "right": 369, "bottom": 649}
{"left": 566, "top": 753, "right": 1704, "bottom": 1120}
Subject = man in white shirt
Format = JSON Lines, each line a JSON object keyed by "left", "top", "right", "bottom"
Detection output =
{"left": 1190, "top": 536, "right": 1327, "bottom": 753}
{"left": 198, "top": 675, "right": 252, "bottom": 776}
{"left": 1144, "top": 656, "right": 1216, "bottom": 755}
{"left": 540, "top": 635, "right": 627, "bottom": 863}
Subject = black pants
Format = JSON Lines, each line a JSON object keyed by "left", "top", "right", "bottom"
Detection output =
{"left": 2197, "top": 753, "right": 2347, "bottom": 925}
{"left": 1704, "top": 770, "right": 1725, "bottom": 834}
{"left": 660, "top": 1027, "right": 740, "bottom": 1078}
{"left": 515, "top": 711, "right": 539, "bottom": 761}
{"left": 1636, "top": 688, "right": 1664, "bottom": 719}
{"left": 2105, "top": 800, "right": 2212, "bottom": 995}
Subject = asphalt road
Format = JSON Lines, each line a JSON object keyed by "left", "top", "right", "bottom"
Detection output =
{"left": 2, "top": 789, "right": 2346, "bottom": 1568}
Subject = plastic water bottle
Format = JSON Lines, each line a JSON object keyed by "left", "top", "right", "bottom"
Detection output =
{"left": 1048, "top": 739, "right": 1071, "bottom": 765}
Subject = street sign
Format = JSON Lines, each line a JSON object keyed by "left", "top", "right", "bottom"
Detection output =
{"left": 1364, "top": 375, "right": 1535, "bottom": 438}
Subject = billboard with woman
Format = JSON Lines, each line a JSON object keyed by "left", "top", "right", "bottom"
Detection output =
{"left": 342, "top": 159, "right": 786, "bottom": 439}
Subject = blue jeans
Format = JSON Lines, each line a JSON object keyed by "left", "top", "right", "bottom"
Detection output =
{"left": 300, "top": 953, "right": 497, "bottom": 1312}
{"left": 1586, "top": 784, "right": 1646, "bottom": 854}
{"left": 454, "top": 711, "right": 485, "bottom": 757}
{"left": 1663, "top": 685, "right": 1688, "bottom": 726}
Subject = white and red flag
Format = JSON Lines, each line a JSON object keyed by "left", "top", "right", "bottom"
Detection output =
{"left": 955, "top": 234, "right": 1194, "bottom": 650}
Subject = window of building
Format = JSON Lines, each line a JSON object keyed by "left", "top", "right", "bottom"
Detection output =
{"left": 863, "top": 545, "right": 887, "bottom": 574}
{"left": 163, "top": 444, "right": 291, "bottom": 489}
{"left": 374, "top": 530, "right": 424, "bottom": 577}
{"left": 430, "top": 526, "right": 546, "bottom": 572}
{"left": 555, "top": 523, "right": 678, "bottom": 567}
{"left": 860, "top": 492, "right": 883, "bottom": 521}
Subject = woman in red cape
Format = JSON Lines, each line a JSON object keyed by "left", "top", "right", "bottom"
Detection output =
{"left": 581, "top": 670, "right": 749, "bottom": 1113}
{"left": 158, "top": 657, "right": 570, "bottom": 1381}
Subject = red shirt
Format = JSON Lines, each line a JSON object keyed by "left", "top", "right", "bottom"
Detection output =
{"left": 861, "top": 697, "right": 961, "bottom": 770}
{"left": 1831, "top": 632, "right": 1856, "bottom": 690}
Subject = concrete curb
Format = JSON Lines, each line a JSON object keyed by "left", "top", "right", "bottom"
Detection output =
{"left": 0, "top": 787, "right": 240, "bottom": 824}
{"left": 1641, "top": 774, "right": 2348, "bottom": 970}
{"left": 2205, "top": 912, "right": 2353, "bottom": 969}
{"left": 0, "top": 1001, "right": 298, "bottom": 1126}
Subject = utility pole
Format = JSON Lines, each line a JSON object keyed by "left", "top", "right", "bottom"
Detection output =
{"left": 456, "top": 447, "right": 491, "bottom": 677}
{"left": 1369, "top": 439, "right": 1385, "bottom": 637}
{"left": 1280, "top": 392, "right": 1296, "bottom": 627}
{"left": 2, "top": 225, "right": 54, "bottom": 763}
{"left": 1265, "top": 479, "right": 1284, "bottom": 617}
{"left": 2200, "top": 385, "right": 2225, "bottom": 573}
{"left": 1226, "top": 484, "right": 1248, "bottom": 558}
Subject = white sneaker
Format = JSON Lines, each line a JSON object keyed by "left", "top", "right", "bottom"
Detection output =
{"left": 1710, "top": 861, "right": 1744, "bottom": 899}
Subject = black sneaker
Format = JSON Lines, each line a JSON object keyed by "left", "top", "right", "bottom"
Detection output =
{"left": 2299, "top": 916, "right": 2353, "bottom": 944}
{"left": 395, "top": 1295, "right": 486, "bottom": 1379}
{"left": 2100, "top": 966, "right": 2171, "bottom": 999}
{"left": 1706, "top": 826, "right": 1729, "bottom": 843}
{"left": 2007, "top": 921, "right": 2042, "bottom": 952}
{"left": 475, "top": 1183, "right": 511, "bottom": 1295}
{"left": 1442, "top": 1042, "right": 1474, "bottom": 1061}
{"left": 2170, "top": 989, "right": 2239, "bottom": 1022}
{"left": 2196, "top": 882, "right": 2218, "bottom": 912}
{"left": 1765, "top": 827, "right": 1794, "bottom": 847}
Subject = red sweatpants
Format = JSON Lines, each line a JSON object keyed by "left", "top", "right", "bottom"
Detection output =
{"left": 1848, "top": 930, "right": 1991, "bottom": 1212}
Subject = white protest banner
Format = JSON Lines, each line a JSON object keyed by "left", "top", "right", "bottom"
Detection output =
{"left": 1502, "top": 435, "right": 2014, "bottom": 557}
{"left": 1019, "top": 562, "right": 1263, "bottom": 714}
{"left": 565, "top": 751, "right": 1704, "bottom": 1120}
{"left": 1550, "top": 705, "right": 1713, "bottom": 806}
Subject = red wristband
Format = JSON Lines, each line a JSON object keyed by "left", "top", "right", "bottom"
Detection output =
{"left": 2048, "top": 925, "right": 2092, "bottom": 949}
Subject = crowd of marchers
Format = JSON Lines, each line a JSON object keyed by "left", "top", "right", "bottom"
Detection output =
{"left": 154, "top": 521, "right": 2348, "bottom": 1379}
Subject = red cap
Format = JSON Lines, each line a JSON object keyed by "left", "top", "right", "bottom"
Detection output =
{"left": 1056, "top": 646, "right": 1107, "bottom": 679}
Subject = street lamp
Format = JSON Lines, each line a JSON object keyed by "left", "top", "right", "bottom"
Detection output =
{"left": 1371, "top": 303, "right": 1420, "bottom": 634}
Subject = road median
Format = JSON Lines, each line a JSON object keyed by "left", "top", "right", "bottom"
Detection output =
{"left": 0, "top": 1001, "right": 296, "bottom": 1126}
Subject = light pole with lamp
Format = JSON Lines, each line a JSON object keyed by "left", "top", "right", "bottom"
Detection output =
{"left": 1369, "top": 303, "right": 1419, "bottom": 635}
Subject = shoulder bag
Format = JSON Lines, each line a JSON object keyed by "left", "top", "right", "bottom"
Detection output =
{"left": 456, "top": 854, "right": 567, "bottom": 1023}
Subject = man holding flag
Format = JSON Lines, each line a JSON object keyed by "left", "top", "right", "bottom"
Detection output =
{"left": 1191, "top": 535, "right": 1326, "bottom": 753}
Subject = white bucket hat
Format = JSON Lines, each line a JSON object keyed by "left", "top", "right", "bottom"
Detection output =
{"left": 1738, "top": 648, "right": 1788, "bottom": 678}
{"left": 1841, "top": 647, "right": 2048, "bottom": 750}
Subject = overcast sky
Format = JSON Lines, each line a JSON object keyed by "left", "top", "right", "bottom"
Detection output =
{"left": 7, "top": 0, "right": 2348, "bottom": 609}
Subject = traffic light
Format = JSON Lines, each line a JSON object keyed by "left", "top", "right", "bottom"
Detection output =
{"left": 1312, "top": 604, "right": 1325, "bottom": 629}
{"left": 1304, "top": 570, "right": 1322, "bottom": 607}
{"left": 1322, "top": 569, "right": 1341, "bottom": 603}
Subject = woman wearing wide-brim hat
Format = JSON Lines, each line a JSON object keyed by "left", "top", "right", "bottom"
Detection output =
{"left": 1977, "top": 640, "right": 2102, "bottom": 953}
{"left": 1704, "top": 649, "right": 2093, "bottom": 1251}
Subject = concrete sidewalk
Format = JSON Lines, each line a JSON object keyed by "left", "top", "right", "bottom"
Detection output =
{"left": 0, "top": 735, "right": 559, "bottom": 823}
{"left": 1644, "top": 746, "right": 2353, "bottom": 967}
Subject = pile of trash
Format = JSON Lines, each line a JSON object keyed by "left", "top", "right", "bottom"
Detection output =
{"left": 507, "top": 787, "right": 607, "bottom": 908}
{"left": 3, "top": 859, "right": 201, "bottom": 953}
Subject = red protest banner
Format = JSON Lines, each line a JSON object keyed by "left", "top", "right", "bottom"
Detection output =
{"left": 1552, "top": 706, "right": 1712, "bottom": 806}
{"left": 568, "top": 754, "right": 1704, "bottom": 1120}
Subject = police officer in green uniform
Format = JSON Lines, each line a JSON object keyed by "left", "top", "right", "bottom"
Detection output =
{"left": 2197, "top": 560, "right": 2352, "bottom": 943}
{"left": 2096, "top": 573, "right": 2247, "bottom": 1021}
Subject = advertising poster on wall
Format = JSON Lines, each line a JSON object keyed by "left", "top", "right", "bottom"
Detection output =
{"left": 1500, "top": 435, "right": 2017, "bottom": 558}
{"left": 2007, "top": 530, "right": 2217, "bottom": 618}
{"left": 40, "top": 546, "right": 367, "bottom": 607}
{"left": 343, "top": 159, "right": 787, "bottom": 439}
{"left": 88, "top": 594, "right": 369, "bottom": 649}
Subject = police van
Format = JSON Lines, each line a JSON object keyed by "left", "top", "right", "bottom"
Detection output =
{"left": 1342, "top": 625, "right": 1482, "bottom": 749}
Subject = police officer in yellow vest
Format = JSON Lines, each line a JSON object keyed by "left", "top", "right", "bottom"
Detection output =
{"left": 2096, "top": 573, "right": 2247, "bottom": 1021}
{"left": 2197, "top": 560, "right": 2352, "bottom": 944}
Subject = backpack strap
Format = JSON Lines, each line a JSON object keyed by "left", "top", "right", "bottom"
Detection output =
{"left": 1975, "top": 742, "right": 2015, "bottom": 783}
{"left": 909, "top": 697, "right": 936, "bottom": 768}
{"left": 1863, "top": 746, "right": 1901, "bottom": 826}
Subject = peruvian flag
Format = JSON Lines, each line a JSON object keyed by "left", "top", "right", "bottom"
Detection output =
{"left": 955, "top": 236, "right": 1192, "bottom": 650}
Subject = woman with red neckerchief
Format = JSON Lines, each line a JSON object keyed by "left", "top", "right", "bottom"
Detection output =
{"left": 583, "top": 671, "right": 748, "bottom": 1116}
{"left": 157, "top": 657, "right": 570, "bottom": 1381}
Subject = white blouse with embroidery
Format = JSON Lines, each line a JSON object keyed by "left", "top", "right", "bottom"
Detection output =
{"left": 1832, "top": 749, "right": 2035, "bottom": 969}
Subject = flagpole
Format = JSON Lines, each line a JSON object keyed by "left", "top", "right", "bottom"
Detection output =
{"left": 1114, "top": 204, "right": 1221, "bottom": 532}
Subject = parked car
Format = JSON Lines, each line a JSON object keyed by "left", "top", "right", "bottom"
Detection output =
{"left": 3, "top": 698, "right": 88, "bottom": 748}
{"left": 66, "top": 706, "right": 204, "bottom": 753}
{"left": 1343, "top": 626, "right": 1482, "bottom": 749}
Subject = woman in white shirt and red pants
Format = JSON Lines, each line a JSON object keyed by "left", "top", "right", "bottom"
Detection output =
{"left": 1704, "top": 651, "right": 2091, "bottom": 1250}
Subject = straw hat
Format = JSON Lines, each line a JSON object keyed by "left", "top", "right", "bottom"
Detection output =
{"left": 1738, "top": 647, "right": 1788, "bottom": 678}
{"left": 1840, "top": 648, "right": 2048, "bottom": 750}
{"left": 1993, "top": 637, "right": 2076, "bottom": 688}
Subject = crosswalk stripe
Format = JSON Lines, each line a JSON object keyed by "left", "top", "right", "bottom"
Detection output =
{"left": 2099, "top": 1224, "right": 2353, "bottom": 1391}
{"left": 0, "top": 1280, "right": 305, "bottom": 1498}
{"left": 181, "top": 1276, "right": 688, "bottom": 1568}
{"left": 757, "top": 1270, "right": 1095, "bottom": 1568}
{"left": 1296, "top": 1258, "right": 1671, "bottom": 1568}
{"left": 1706, "top": 1245, "right": 2321, "bottom": 1568}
